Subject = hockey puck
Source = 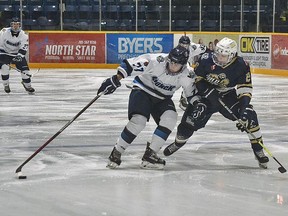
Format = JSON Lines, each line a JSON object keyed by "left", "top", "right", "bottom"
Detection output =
{"left": 17, "top": 172, "right": 27, "bottom": 179}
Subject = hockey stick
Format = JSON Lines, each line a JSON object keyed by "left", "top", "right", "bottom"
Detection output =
{"left": 9, "top": 64, "right": 41, "bottom": 77}
{"left": 0, "top": 52, "right": 39, "bottom": 77}
{"left": 15, "top": 91, "right": 105, "bottom": 178}
{"left": 5, "top": 64, "right": 37, "bottom": 77}
{"left": 218, "top": 98, "right": 287, "bottom": 173}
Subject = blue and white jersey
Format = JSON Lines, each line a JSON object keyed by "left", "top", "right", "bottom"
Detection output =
{"left": 118, "top": 53, "right": 197, "bottom": 101}
{"left": 188, "top": 42, "right": 207, "bottom": 65}
{"left": 0, "top": 27, "right": 28, "bottom": 55}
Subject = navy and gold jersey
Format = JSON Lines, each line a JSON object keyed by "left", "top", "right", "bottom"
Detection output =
{"left": 194, "top": 52, "right": 252, "bottom": 100}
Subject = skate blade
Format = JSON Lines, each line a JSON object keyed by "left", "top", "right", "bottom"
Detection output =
{"left": 258, "top": 162, "right": 268, "bottom": 169}
{"left": 140, "top": 161, "right": 165, "bottom": 170}
{"left": 254, "top": 156, "right": 268, "bottom": 169}
{"left": 106, "top": 161, "right": 119, "bottom": 169}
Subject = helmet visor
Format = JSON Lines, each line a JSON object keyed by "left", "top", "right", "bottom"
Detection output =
{"left": 11, "top": 22, "right": 21, "bottom": 33}
{"left": 179, "top": 43, "right": 190, "bottom": 49}
{"left": 167, "top": 59, "right": 183, "bottom": 74}
{"left": 213, "top": 52, "right": 229, "bottom": 66}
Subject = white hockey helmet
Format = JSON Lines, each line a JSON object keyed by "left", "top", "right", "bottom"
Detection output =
{"left": 212, "top": 37, "right": 237, "bottom": 67}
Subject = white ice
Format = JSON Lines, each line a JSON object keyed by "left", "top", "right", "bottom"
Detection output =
{"left": 1, "top": 69, "right": 288, "bottom": 216}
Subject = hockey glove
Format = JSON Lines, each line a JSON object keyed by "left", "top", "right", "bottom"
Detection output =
{"left": 201, "top": 87, "right": 220, "bottom": 106}
{"left": 191, "top": 100, "right": 207, "bottom": 121}
{"left": 12, "top": 55, "right": 23, "bottom": 63}
{"left": 236, "top": 106, "right": 250, "bottom": 132}
{"left": 196, "top": 79, "right": 220, "bottom": 105}
{"left": 97, "top": 75, "right": 121, "bottom": 95}
{"left": 206, "top": 74, "right": 220, "bottom": 86}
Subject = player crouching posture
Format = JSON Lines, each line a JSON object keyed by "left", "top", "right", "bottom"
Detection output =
{"left": 164, "top": 37, "right": 269, "bottom": 169}
{"left": 0, "top": 17, "right": 34, "bottom": 94}
{"left": 97, "top": 46, "right": 197, "bottom": 169}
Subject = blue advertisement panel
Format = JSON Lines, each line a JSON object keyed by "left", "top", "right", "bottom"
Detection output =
{"left": 107, "top": 33, "right": 174, "bottom": 63}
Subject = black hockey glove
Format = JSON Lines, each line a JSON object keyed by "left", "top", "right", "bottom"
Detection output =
{"left": 202, "top": 87, "right": 220, "bottom": 105}
{"left": 236, "top": 106, "right": 250, "bottom": 132}
{"left": 191, "top": 100, "right": 207, "bottom": 121}
{"left": 97, "top": 75, "right": 121, "bottom": 95}
{"left": 12, "top": 55, "right": 23, "bottom": 63}
{"left": 196, "top": 79, "right": 220, "bottom": 105}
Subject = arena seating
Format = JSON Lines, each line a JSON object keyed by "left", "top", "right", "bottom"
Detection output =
{"left": 0, "top": 0, "right": 285, "bottom": 32}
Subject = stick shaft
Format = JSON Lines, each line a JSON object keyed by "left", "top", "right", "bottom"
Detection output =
{"left": 16, "top": 93, "right": 103, "bottom": 173}
{"left": 218, "top": 98, "right": 286, "bottom": 169}
{"left": 6, "top": 64, "right": 32, "bottom": 77}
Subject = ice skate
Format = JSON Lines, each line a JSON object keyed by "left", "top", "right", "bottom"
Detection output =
{"left": 253, "top": 149, "right": 269, "bottom": 169}
{"left": 163, "top": 141, "right": 185, "bottom": 156}
{"left": 21, "top": 81, "right": 35, "bottom": 94}
{"left": 106, "top": 147, "right": 122, "bottom": 169}
{"left": 4, "top": 84, "right": 10, "bottom": 93}
{"left": 141, "top": 146, "right": 165, "bottom": 169}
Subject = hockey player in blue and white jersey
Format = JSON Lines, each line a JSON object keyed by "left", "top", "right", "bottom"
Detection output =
{"left": 178, "top": 35, "right": 207, "bottom": 66}
{"left": 0, "top": 17, "right": 34, "bottom": 94}
{"left": 177, "top": 35, "right": 207, "bottom": 110}
{"left": 164, "top": 37, "right": 269, "bottom": 169}
{"left": 97, "top": 45, "right": 198, "bottom": 169}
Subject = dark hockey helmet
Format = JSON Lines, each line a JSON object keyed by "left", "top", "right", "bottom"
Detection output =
{"left": 10, "top": 17, "right": 21, "bottom": 33}
{"left": 168, "top": 45, "right": 189, "bottom": 65}
{"left": 179, "top": 36, "right": 191, "bottom": 45}
{"left": 178, "top": 36, "right": 191, "bottom": 49}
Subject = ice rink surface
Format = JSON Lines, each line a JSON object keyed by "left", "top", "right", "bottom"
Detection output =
{"left": 1, "top": 69, "right": 288, "bottom": 216}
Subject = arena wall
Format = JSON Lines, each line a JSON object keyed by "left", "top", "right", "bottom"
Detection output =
{"left": 27, "top": 31, "right": 288, "bottom": 76}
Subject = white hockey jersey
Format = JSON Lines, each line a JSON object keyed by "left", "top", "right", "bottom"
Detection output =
{"left": 0, "top": 27, "right": 28, "bottom": 55}
{"left": 120, "top": 53, "right": 197, "bottom": 101}
{"left": 187, "top": 42, "right": 207, "bottom": 65}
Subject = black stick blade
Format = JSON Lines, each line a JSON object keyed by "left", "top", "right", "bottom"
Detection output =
{"left": 16, "top": 171, "right": 27, "bottom": 179}
{"left": 278, "top": 167, "right": 287, "bottom": 173}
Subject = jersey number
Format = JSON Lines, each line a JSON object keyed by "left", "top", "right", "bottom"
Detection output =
{"left": 132, "top": 62, "right": 145, "bottom": 72}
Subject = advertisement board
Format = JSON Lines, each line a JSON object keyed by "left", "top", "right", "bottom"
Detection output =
{"left": 106, "top": 33, "right": 174, "bottom": 63}
{"left": 271, "top": 35, "right": 288, "bottom": 70}
{"left": 238, "top": 35, "right": 271, "bottom": 69}
{"left": 27, "top": 31, "right": 288, "bottom": 75}
{"left": 29, "top": 33, "right": 105, "bottom": 63}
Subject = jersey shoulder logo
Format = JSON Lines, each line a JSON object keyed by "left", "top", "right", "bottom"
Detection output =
{"left": 201, "top": 53, "right": 209, "bottom": 59}
{"left": 191, "top": 45, "right": 197, "bottom": 51}
{"left": 156, "top": 55, "right": 165, "bottom": 63}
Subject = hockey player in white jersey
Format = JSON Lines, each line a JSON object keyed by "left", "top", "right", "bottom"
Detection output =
{"left": 97, "top": 45, "right": 198, "bottom": 169}
{"left": 0, "top": 17, "right": 34, "bottom": 94}
{"left": 178, "top": 35, "right": 207, "bottom": 110}
{"left": 178, "top": 35, "right": 207, "bottom": 66}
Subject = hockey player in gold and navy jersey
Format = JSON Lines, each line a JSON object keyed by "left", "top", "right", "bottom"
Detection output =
{"left": 164, "top": 37, "right": 269, "bottom": 169}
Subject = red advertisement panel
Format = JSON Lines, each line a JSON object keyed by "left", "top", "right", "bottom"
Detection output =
{"left": 29, "top": 33, "right": 105, "bottom": 63}
{"left": 271, "top": 35, "right": 288, "bottom": 70}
